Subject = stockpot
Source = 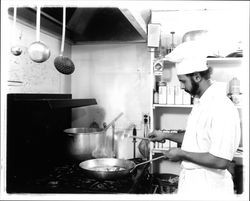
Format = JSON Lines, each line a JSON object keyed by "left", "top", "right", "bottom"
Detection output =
{"left": 64, "top": 113, "right": 123, "bottom": 161}
{"left": 64, "top": 127, "right": 107, "bottom": 161}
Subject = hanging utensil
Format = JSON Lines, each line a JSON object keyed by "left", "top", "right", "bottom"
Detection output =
{"left": 11, "top": 6, "right": 22, "bottom": 56}
{"left": 28, "top": 6, "right": 50, "bottom": 63}
{"left": 54, "top": 6, "right": 75, "bottom": 75}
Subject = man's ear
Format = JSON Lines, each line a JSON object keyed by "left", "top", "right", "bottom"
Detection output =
{"left": 192, "top": 73, "right": 202, "bottom": 82}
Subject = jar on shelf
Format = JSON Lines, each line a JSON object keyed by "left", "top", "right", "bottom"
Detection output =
{"left": 229, "top": 77, "right": 240, "bottom": 94}
{"left": 228, "top": 77, "right": 242, "bottom": 105}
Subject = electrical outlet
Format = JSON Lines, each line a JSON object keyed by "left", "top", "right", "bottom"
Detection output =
{"left": 142, "top": 112, "right": 150, "bottom": 125}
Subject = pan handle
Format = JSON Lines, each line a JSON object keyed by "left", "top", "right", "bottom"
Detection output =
{"left": 129, "top": 136, "right": 150, "bottom": 141}
{"left": 129, "top": 155, "right": 165, "bottom": 173}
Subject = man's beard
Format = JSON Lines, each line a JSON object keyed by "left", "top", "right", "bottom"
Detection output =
{"left": 185, "top": 78, "right": 199, "bottom": 96}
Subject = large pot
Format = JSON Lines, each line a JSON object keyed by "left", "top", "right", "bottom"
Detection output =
{"left": 64, "top": 127, "right": 107, "bottom": 161}
{"left": 64, "top": 112, "right": 124, "bottom": 161}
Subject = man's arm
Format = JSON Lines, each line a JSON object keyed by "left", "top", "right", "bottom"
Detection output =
{"left": 163, "top": 130, "right": 184, "bottom": 144}
{"left": 165, "top": 148, "right": 230, "bottom": 170}
{"left": 148, "top": 130, "right": 184, "bottom": 144}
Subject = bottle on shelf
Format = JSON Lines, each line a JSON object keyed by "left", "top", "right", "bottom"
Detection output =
{"left": 158, "top": 81, "right": 167, "bottom": 104}
{"left": 167, "top": 84, "right": 175, "bottom": 104}
{"left": 170, "top": 31, "right": 176, "bottom": 52}
{"left": 153, "top": 89, "right": 159, "bottom": 104}
{"left": 174, "top": 85, "right": 182, "bottom": 105}
{"left": 166, "top": 31, "right": 176, "bottom": 54}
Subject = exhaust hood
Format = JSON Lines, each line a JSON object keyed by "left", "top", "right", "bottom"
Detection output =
{"left": 8, "top": 7, "right": 150, "bottom": 44}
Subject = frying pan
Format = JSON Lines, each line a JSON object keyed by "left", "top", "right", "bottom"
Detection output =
{"left": 79, "top": 155, "right": 165, "bottom": 180}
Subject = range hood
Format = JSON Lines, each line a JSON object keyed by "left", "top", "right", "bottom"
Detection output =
{"left": 8, "top": 7, "right": 150, "bottom": 44}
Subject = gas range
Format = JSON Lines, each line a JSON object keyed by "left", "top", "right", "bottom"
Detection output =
{"left": 8, "top": 158, "right": 178, "bottom": 194}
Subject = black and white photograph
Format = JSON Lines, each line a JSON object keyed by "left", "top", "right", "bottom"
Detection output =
{"left": 1, "top": 0, "right": 249, "bottom": 200}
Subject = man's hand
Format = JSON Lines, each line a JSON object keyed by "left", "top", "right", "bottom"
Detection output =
{"left": 163, "top": 148, "right": 183, "bottom": 162}
{"left": 148, "top": 130, "right": 166, "bottom": 142}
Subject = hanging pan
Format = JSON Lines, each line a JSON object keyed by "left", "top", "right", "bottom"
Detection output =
{"left": 28, "top": 6, "right": 50, "bottom": 63}
{"left": 54, "top": 6, "right": 75, "bottom": 75}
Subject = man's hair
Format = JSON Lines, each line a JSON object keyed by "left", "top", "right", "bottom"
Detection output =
{"left": 186, "top": 66, "right": 213, "bottom": 80}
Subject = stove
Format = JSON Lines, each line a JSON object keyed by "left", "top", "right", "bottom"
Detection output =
{"left": 8, "top": 158, "right": 178, "bottom": 194}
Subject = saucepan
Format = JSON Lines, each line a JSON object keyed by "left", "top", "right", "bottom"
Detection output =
{"left": 79, "top": 155, "right": 165, "bottom": 180}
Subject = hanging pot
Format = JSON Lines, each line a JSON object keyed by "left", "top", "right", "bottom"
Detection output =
{"left": 11, "top": 6, "right": 22, "bottom": 56}
{"left": 54, "top": 6, "right": 75, "bottom": 75}
{"left": 28, "top": 6, "right": 50, "bottom": 63}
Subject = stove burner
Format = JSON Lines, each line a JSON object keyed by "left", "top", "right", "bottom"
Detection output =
{"left": 9, "top": 159, "right": 151, "bottom": 193}
{"left": 89, "top": 181, "right": 118, "bottom": 191}
{"left": 8, "top": 158, "right": 178, "bottom": 194}
{"left": 151, "top": 173, "right": 179, "bottom": 194}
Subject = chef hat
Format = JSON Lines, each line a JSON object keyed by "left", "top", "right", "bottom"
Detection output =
{"left": 163, "top": 40, "right": 208, "bottom": 75}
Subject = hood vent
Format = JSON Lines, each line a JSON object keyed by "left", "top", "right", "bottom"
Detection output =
{"left": 8, "top": 7, "right": 150, "bottom": 44}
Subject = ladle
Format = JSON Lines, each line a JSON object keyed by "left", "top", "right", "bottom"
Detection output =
{"left": 11, "top": 6, "right": 22, "bottom": 56}
{"left": 129, "top": 155, "right": 165, "bottom": 173}
{"left": 28, "top": 6, "right": 50, "bottom": 63}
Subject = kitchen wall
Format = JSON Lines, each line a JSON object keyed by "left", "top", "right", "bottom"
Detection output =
{"left": 71, "top": 43, "right": 151, "bottom": 159}
{"left": 7, "top": 18, "right": 72, "bottom": 93}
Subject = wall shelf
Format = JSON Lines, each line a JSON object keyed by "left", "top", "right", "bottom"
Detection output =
{"left": 153, "top": 104, "right": 193, "bottom": 109}
{"left": 206, "top": 57, "right": 243, "bottom": 63}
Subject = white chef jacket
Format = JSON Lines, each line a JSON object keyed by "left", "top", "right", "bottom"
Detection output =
{"left": 178, "top": 81, "right": 241, "bottom": 198}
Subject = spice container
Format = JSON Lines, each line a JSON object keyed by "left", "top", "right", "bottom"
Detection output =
{"left": 167, "top": 85, "right": 175, "bottom": 104}
{"left": 158, "top": 81, "right": 167, "bottom": 104}
{"left": 174, "top": 85, "right": 182, "bottom": 104}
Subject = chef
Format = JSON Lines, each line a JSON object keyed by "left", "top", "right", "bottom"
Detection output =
{"left": 148, "top": 40, "right": 241, "bottom": 198}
